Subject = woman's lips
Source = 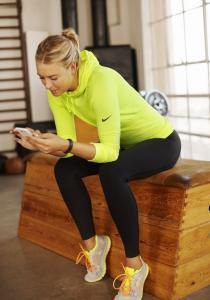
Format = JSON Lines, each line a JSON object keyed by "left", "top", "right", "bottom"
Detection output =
{"left": 51, "top": 89, "right": 59, "bottom": 94}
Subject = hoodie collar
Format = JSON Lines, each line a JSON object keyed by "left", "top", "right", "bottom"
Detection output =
{"left": 66, "top": 50, "right": 99, "bottom": 98}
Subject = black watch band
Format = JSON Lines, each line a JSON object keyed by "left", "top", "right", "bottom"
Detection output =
{"left": 64, "top": 139, "right": 74, "bottom": 154}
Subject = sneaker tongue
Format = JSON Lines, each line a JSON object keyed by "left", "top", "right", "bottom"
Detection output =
{"left": 124, "top": 266, "right": 136, "bottom": 276}
{"left": 125, "top": 266, "right": 142, "bottom": 276}
{"left": 120, "top": 267, "right": 136, "bottom": 296}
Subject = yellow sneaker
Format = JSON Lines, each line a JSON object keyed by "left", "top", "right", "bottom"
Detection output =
{"left": 113, "top": 260, "right": 149, "bottom": 300}
{"left": 76, "top": 235, "right": 111, "bottom": 282}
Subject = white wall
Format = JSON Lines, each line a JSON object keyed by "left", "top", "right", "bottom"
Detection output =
{"left": 77, "top": 0, "right": 93, "bottom": 49}
{"left": 22, "top": 0, "right": 62, "bottom": 34}
{"left": 21, "top": 0, "right": 63, "bottom": 121}
{"left": 128, "top": 1, "right": 145, "bottom": 90}
{"left": 107, "top": 0, "right": 131, "bottom": 44}
{"left": 139, "top": 0, "right": 153, "bottom": 90}
{"left": 25, "top": 31, "right": 52, "bottom": 122}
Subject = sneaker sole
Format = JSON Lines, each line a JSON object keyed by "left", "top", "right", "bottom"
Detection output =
{"left": 85, "top": 235, "right": 111, "bottom": 283}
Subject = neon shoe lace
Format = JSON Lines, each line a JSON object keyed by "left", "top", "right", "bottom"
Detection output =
{"left": 113, "top": 264, "right": 136, "bottom": 296}
{"left": 76, "top": 244, "right": 93, "bottom": 272}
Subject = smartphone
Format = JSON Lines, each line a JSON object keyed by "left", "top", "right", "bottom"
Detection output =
{"left": 13, "top": 127, "right": 32, "bottom": 137}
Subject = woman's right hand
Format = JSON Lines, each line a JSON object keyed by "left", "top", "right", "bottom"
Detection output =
{"left": 10, "top": 127, "right": 41, "bottom": 151}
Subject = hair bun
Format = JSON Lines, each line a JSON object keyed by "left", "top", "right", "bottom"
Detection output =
{"left": 62, "top": 28, "right": 79, "bottom": 48}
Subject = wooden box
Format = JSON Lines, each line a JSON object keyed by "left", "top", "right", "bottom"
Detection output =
{"left": 18, "top": 153, "right": 210, "bottom": 300}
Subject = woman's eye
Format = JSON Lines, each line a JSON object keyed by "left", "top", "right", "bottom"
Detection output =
{"left": 51, "top": 77, "right": 58, "bottom": 81}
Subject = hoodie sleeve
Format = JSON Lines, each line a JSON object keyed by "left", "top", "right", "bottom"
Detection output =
{"left": 48, "top": 92, "right": 76, "bottom": 158}
{"left": 87, "top": 71, "right": 120, "bottom": 163}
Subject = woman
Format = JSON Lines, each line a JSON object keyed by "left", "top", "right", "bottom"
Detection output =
{"left": 11, "top": 28, "right": 181, "bottom": 300}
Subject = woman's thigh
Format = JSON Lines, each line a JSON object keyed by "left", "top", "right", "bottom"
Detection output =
{"left": 115, "top": 131, "right": 181, "bottom": 181}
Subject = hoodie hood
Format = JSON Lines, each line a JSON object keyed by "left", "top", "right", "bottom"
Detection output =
{"left": 67, "top": 50, "right": 99, "bottom": 98}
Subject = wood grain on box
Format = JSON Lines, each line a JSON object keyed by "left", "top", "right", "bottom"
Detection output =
{"left": 18, "top": 119, "right": 210, "bottom": 300}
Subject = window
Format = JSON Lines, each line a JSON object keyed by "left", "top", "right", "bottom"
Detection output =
{"left": 143, "top": 0, "right": 210, "bottom": 160}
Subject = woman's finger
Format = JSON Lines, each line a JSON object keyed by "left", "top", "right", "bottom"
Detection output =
{"left": 13, "top": 132, "right": 22, "bottom": 139}
{"left": 25, "top": 127, "right": 34, "bottom": 133}
{"left": 14, "top": 137, "right": 23, "bottom": 145}
{"left": 26, "top": 136, "right": 41, "bottom": 142}
{"left": 32, "top": 130, "right": 41, "bottom": 137}
{"left": 40, "top": 132, "right": 54, "bottom": 139}
{"left": 26, "top": 136, "right": 47, "bottom": 148}
{"left": 10, "top": 129, "right": 17, "bottom": 135}
{"left": 34, "top": 130, "right": 42, "bottom": 136}
{"left": 25, "top": 128, "right": 41, "bottom": 137}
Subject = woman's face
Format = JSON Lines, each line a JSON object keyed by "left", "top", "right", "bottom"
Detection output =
{"left": 36, "top": 61, "right": 78, "bottom": 96}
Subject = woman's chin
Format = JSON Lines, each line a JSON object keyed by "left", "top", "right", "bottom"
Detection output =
{"left": 51, "top": 89, "right": 61, "bottom": 96}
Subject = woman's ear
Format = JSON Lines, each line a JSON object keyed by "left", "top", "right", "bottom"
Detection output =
{"left": 70, "top": 62, "right": 78, "bottom": 75}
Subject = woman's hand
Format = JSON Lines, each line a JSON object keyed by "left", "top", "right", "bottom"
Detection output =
{"left": 25, "top": 132, "right": 69, "bottom": 154}
{"left": 10, "top": 127, "right": 41, "bottom": 151}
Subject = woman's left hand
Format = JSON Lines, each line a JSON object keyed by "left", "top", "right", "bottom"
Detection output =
{"left": 26, "top": 133, "right": 68, "bottom": 154}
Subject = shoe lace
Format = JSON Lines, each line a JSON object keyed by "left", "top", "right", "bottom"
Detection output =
{"left": 75, "top": 244, "right": 93, "bottom": 271}
{"left": 113, "top": 264, "right": 134, "bottom": 296}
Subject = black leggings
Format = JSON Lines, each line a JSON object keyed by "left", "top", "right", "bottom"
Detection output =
{"left": 54, "top": 130, "right": 181, "bottom": 258}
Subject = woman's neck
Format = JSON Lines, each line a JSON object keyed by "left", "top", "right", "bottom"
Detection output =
{"left": 68, "top": 70, "right": 79, "bottom": 91}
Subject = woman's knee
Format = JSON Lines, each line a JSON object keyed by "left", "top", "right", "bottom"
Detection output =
{"left": 54, "top": 156, "right": 98, "bottom": 184}
{"left": 54, "top": 158, "right": 66, "bottom": 182}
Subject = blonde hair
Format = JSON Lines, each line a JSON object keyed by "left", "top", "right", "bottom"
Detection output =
{"left": 35, "top": 28, "right": 80, "bottom": 68}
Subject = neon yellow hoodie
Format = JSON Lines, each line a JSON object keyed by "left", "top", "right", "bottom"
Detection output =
{"left": 48, "top": 50, "right": 174, "bottom": 163}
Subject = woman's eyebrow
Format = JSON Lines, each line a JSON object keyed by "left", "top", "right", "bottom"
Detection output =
{"left": 37, "top": 73, "right": 58, "bottom": 78}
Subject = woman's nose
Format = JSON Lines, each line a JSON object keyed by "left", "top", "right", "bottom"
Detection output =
{"left": 44, "top": 78, "right": 53, "bottom": 89}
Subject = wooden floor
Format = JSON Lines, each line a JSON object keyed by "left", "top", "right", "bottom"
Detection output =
{"left": 1, "top": 174, "right": 210, "bottom": 300}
